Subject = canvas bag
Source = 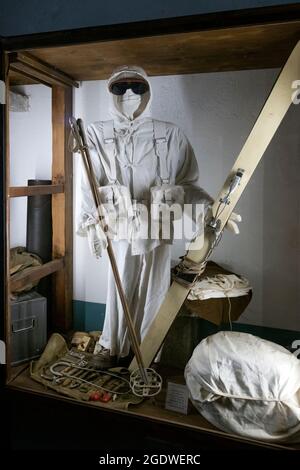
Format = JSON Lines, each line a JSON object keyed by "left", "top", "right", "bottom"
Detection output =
{"left": 185, "top": 331, "right": 300, "bottom": 442}
{"left": 10, "top": 246, "right": 43, "bottom": 294}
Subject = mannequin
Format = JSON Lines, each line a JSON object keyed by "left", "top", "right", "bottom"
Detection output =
{"left": 77, "top": 65, "right": 241, "bottom": 367}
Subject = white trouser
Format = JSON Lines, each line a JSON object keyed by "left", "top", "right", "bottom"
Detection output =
{"left": 99, "top": 241, "right": 171, "bottom": 357}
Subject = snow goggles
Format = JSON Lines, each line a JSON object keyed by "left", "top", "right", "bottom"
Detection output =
{"left": 109, "top": 79, "right": 149, "bottom": 96}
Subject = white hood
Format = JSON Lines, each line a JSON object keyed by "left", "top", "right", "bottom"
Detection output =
{"left": 108, "top": 65, "right": 152, "bottom": 122}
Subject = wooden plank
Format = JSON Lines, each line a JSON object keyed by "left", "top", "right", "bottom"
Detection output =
{"left": 9, "top": 65, "right": 52, "bottom": 88}
{"left": 9, "top": 52, "right": 78, "bottom": 88}
{"left": 25, "top": 21, "right": 300, "bottom": 80}
{"left": 9, "top": 184, "right": 64, "bottom": 197}
{"left": 62, "top": 86, "right": 74, "bottom": 332}
{"left": 52, "top": 85, "right": 73, "bottom": 331}
{"left": 10, "top": 258, "right": 64, "bottom": 292}
{"left": 8, "top": 69, "right": 37, "bottom": 86}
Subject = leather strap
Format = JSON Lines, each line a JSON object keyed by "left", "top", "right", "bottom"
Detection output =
{"left": 153, "top": 120, "right": 169, "bottom": 184}
{"left": 103, "top": 120, "right": 117, "bottom": 183}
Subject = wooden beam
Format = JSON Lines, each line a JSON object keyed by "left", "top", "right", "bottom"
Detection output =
{"left": 52, "top": 85, "right": 73, "bottom": 331}
{"left": 9, "top": 184, "right": 64, "bottom": 197}
{"left": 10, "top": 258, "right": 64, "bottom": 292}
{"left": 9, "top": 65, "right": 53, "bottom": 88}
{"left": 9, "top": 52, "right": 78, "bottom": 88}
{"left": 8, "top": 68, "right": 37, "bottom": 86}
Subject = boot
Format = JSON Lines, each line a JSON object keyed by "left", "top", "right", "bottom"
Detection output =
{"left": 90, "top": 343, "right": 117, "bottom": 369}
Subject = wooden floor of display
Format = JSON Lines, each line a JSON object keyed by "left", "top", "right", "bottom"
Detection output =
{"left": 7, "top": 364, "right": 299, "bottom": 451}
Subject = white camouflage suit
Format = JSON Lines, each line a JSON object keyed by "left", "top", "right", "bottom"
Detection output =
{"left": 77, "top": 65, "right": 238, "bottom": 358}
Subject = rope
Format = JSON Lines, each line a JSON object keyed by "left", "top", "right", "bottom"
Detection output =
{"left": 198, "top": 274, "right": 235, "bottom": 329}
{"left": 226, "top": 296, "right": 233, "bottom": 331}
{"left": 172, "top": 256, "right": 207, "bottom": 288}
{"left": 177, "top": 256, "right": 207, "bottom": 275}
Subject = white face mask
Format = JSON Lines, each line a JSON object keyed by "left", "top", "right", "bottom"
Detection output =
{"left": 113, "top": 89, "right": 150, "bottom": 121}
{"left": 114, "top": 89, "right": 141, "bottom": 120}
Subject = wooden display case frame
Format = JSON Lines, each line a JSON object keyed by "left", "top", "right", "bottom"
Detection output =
{"left": 1, "top": 3, "right": 300, "bottom": 450}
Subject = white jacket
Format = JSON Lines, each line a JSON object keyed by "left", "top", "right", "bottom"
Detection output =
{"left": 77, "top": 65, "right": 212, "bottom": 256}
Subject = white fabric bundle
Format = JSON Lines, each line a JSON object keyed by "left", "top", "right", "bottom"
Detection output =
{"left": 188, "top": 274, "right": 251, "bottom": 301}
{"left": 185, "top": 331, "right": 300, "bottom": 442}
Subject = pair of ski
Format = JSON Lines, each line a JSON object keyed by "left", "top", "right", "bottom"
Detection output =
{"left": 71, "top": 40, "right": 300, "bottom": 382}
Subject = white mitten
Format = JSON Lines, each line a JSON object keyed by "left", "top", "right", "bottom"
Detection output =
{"left": 225, "top": 212, "right": 242, "bottom": 235}
{"left": 87, "top": 224, "right": 108, "bottom": 258}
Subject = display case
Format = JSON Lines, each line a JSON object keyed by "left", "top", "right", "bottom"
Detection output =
{"left": 1, "top": 3, "right": 300, "bottom": 450}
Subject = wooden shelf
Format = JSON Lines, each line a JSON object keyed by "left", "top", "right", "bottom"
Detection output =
{"left": 9, "top": 184, "right": 64, "bottom": 198}
{"left": 4, "top": 31, "right": 74, "bottom": 380}
{"left": 10, "top": 258, "right": 65, "bottom": 292}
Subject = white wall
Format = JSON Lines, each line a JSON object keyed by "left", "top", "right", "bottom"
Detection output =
{"left": 74, "top": 70, "right": 300, "bottom": 331}
{"left": 9, "top": 85, "right": 52, "bottom": 247}
{"left": 8, "top": 77, "right": 299, "bottom": 332}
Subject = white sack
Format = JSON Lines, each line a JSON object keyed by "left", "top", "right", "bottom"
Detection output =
{"left": 185, "top": 331, "right": 300, "bottom": 442}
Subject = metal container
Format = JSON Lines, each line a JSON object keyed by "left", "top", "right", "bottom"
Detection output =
{"left": 11, "top": 291, "right": 47, "bottom": 365}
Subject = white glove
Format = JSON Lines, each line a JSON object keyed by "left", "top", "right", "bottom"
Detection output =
{"left": 225, "top": 212, "right": 242, "bottom": 235}
{"left": 86, "top": 224, "right": 108, "bottom": 258}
